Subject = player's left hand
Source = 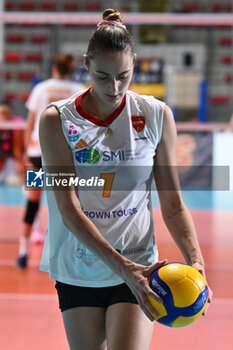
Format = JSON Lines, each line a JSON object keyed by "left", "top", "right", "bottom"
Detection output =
{"left": 192, "top": 261, "right": 213, "bottom": 316}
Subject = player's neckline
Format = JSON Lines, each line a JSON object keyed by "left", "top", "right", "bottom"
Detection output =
{"left": 75, "top": 88, "right": 126, "bottom": 127}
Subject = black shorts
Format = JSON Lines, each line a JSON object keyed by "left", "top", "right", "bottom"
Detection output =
{"left": 55, "top": 281, "right": 138, "bottom": 312}
{"left": 29, "top": 156, "right": 42, "bottom": 169}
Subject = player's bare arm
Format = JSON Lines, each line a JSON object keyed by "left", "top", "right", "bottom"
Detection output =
{"left": 153, "top": 105, "right": 202, "bottom": 265}
{"left": 153, "top": 105, "right": 213, "bottom": 306}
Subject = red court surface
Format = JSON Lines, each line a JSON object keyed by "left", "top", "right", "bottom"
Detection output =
{"left": 0, "top": 206, "right": 233, "bottom": 350}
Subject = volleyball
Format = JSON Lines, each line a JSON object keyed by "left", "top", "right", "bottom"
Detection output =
{"left": 147, "top": 263, "right": 209, "bottom": 327}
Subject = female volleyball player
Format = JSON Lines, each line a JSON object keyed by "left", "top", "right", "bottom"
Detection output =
{"left": 16, "top": 53, "right": 84, "bottom": 268}
{"left": 39, "top": 9, "right": 212, "bottom": 350}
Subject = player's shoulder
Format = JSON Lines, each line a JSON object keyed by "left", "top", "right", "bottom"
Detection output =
{"left": 39, "top": 106, "right": 59, "bottom": 133}
{"left": 126, "top": 90, "right": 165, "bottom": 114}
{"left": 41, "top": 105, "right": 59, "bottom": 120}
{"left": 127, "top": 90, "right": 164, "bottom": 108}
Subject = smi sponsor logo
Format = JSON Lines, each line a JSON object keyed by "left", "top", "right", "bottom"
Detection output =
{"left": 102, "top": 150, "right": 125, "bottom": 161}
{"left": 74, "top": 138, "right": 144, "bottom": 164}
{"left": 102, "top": 150, "right": 144, "bottom": 162}
{"left": 75, "top": 148, "right": 144, "bottom": 163}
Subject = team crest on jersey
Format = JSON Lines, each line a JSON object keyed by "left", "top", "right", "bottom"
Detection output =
{"left": 131, "top": 116, "right": 145, "bottom": 133}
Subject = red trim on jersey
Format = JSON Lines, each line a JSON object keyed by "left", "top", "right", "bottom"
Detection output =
{"left": 75, "top": 89, "right": 126, "bottom": 127}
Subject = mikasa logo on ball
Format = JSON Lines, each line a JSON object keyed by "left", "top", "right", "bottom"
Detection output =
{"left": 151, "top": 278, "right": 167, "bottom": 296}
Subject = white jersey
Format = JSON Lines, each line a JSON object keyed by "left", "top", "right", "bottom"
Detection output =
{"left": 40, "top": 89, "right": 165, "bottom": 287}
{"left": 26, "top": 78, "right": 85, "bottom": 157}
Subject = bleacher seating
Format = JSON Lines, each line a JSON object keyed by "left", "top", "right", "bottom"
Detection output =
{"left": 182, "top": 2, "right": 199, "bottom": 12}
{"left": 210, "top": 96, "right": 230, "bottom": 104}
{"left": 7, "top": 34, "right": 25, "bottom": 43}
{"left": 64, "top": 2, "right": 79, "bottom": 10}
{"left": 19, "top": 2, "right": 35, "bottom": 10}
{"left": 212, "top": 3, "right": 222, "bottom": 11}
{"left": 220, "top": 37, "right": 232, "bottom": 46}
{"left": 5, "top": 52, "right": 42, "bottom": 62}
{"left": 25, "top": 53, "right": 42, "bottom": 62}
{"left": 40, "top": 2, "right": 56, "bottom": 11}
{"left": 215, "top": 24, "right": 232, "bottom": 29}
{"left": 30, "top": 35, "right": 48, "bottom": 44}
{"left": 3, "top": 0, "right": 51, "bottom": 110}
{"left": 84, "top": 2, "right": 101, "bottom": 10}
{"left": 4, "top": 93, "right": 16, "bottom": 102}
{"left": 226, "top": 3, "right": 232, "bottom": 11}
{"left": 17, "top": 72, "right": 35, "bottom": 80}
{"left": 225, "top": 74, "right": 233, "bottom": 82}
{"left": 20, "top": 22, "right": 38, "bottom": 27}
{"left": 4, "top": 52, "right": 21, "bottom": 62}
{"left": 221, "top": 55, "right": 232, "bottom": 64}
{"left": 2, "top": 0, "right": 233, "bottom": 122}
{"left": 5, "top": 1, "right": 14, "bottom": 10}
{"left": 18, "top": 93, "right": 30, "bottom": 102}
{"left": 1, "top": 72, "right": 12, "bottom": 80}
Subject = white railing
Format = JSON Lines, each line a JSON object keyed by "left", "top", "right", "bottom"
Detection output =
{"left": 0, "top": 12, "right": 233, "bottom": 26}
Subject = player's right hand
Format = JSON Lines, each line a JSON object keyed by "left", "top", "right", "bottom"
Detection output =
{"left": 121, "top": 259, "right": 167, "bottom": 321}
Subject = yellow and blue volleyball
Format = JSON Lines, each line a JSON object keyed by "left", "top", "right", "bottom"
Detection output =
{"left": 147, "top": 263, "right": 209, "bottom": 327}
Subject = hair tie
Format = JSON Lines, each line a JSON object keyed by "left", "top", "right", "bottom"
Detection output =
{"left": 97, "top": 20, "right": 126, "bottom": 29}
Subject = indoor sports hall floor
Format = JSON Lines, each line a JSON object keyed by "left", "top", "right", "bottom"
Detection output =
{"left": 0, "top": 186, "right": 232, "bottom": 350}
